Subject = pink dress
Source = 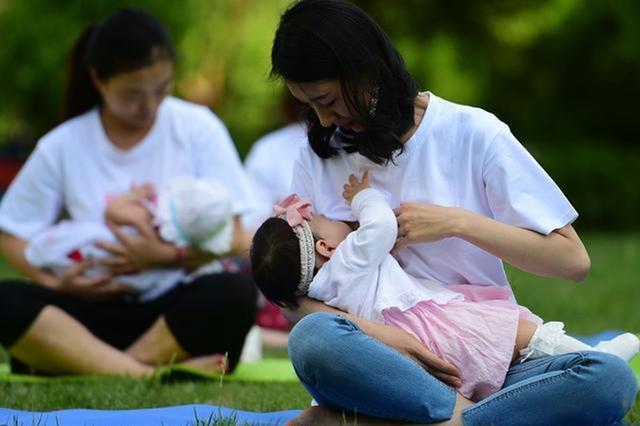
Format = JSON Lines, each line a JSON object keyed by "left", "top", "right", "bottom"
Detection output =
{"left": 382, "top": 285, "right": 542, "bottom": 401}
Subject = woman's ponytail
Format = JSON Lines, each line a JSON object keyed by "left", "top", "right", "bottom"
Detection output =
{"left": 61, "top": 24, "right": 100, "bottom": 121}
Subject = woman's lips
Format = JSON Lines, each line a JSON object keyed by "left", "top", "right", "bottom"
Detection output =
{"left": 337, "top": 120, "right": 353, "bottom": 130}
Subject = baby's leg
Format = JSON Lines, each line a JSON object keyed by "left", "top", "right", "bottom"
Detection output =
{"left": 512, "top": 320, "right": 538, "bottom": 362}
{"left": 515, "top": 321, "right": 640, "bottom": 363}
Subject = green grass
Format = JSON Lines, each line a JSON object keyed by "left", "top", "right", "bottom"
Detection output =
{"left": 0, "top": 232, "right": 638, "bottom": 422}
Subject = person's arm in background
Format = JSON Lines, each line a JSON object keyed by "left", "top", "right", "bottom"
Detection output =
{"left": 0, "top": 232, "right": 128, "bottom": 299}
{"left": 0, "top": 233, "right": 60, "bottom": 289}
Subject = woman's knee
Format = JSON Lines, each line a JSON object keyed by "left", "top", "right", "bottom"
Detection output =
{"left": 288, "top": 312, "right": 348, "bottom": 366}
{"left": 582, "top": 352, "right": 638, "bottom": 417}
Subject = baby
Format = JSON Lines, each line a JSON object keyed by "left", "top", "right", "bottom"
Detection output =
{"left": 251, "top": 171, "right": 639, "bottom": 401}
{"left": 26, "top": 176, "right": 234, "bottom": 300}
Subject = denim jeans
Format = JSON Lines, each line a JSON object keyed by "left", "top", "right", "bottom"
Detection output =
{"left": 288, "top": 312, "right": 638, "bottom": 425}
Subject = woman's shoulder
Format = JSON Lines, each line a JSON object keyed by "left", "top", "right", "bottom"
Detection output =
{"left": 161, "top": 97, "right": 225, "bottom": 128}
{"left": 35, "top": 109, "right": 99, "bottom": 154}
{"left": 246, "top": 123, "right": 307, "bottom": 165}
{"left": 429, "top": 93, "right": 508, "bottom": 139}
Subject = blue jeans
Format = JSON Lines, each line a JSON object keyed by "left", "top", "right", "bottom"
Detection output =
{"left": 288, "top": 312, "right": 638, "bottom": 424}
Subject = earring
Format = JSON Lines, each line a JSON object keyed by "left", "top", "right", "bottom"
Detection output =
{"left": 369, "top": 85, "right": 380, "bottom": 118}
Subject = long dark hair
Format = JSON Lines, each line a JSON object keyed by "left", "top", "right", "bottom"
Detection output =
{"left": 62, "top": 8, "right": 176, "bottom": 121}
{"left": 250, "top": 217, "right": 303, "bottom": 310}
{"left": 271, "top": 0, "right": 418, "bottom": 165}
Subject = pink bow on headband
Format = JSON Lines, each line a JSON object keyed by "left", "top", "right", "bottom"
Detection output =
{"left": 274, "top": 194, "right": 312, "bottom": 227}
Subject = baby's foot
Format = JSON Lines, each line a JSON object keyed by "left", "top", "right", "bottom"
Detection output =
{"left": 594, "top": 333, "right": 640, "bottom": 362}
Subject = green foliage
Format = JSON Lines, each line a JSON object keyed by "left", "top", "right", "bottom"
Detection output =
{"left": 0, "top": 0, "right": 638, "bottom": 228}
{"left": 0, "top": 233, "right": 639, "bottom": 420}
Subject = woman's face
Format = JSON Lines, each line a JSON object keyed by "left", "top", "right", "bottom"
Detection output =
{"left": 92, "top": 59, "right": 174, "bottom": 130}
{"left": 287, "top": 79, "right": 365, "bottom": 133}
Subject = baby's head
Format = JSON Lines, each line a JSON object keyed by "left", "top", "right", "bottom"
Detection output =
{"left": 250, "top": 195, "right": 351, "bottom": 309}
{"left": 156, "top": 177, "right": 234, "bottom": 254}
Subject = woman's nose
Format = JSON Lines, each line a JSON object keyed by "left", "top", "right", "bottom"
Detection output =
{"left": 313, "top": 105, "right": 335, "bottom": 127}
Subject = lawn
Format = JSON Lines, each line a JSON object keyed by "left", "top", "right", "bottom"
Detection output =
{"left": 0, "top": 232, "right": 638, "bottom": 423}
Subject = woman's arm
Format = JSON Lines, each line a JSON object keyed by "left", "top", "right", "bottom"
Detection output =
{"left": 0, "top": 232, "right": 128, "bottom": 298}
{"left": 287, "top": 297, "right": 462, "bottom": 387}
{"left": 0, "top": 232, "right": 59, "bottom": 288}
{"left": 97, "top": 215, "right": 252, "bottom": 272}
{"left": 394, "top": 203, "right": 590, "bottom": 282}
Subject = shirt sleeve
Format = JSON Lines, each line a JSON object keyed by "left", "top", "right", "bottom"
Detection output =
{"left": 242, "top": 144, "right": 282, "bottom": 230}
{"left": 482, "top": 126, "right": 578, "bottom": 235}
{"left": 190, "top": 109, "right": 256, "bottom": 216}
{"left": 290, "top": 147, "right": 315, "bottom": 204}
{"left": 0, "top": 139, "right": 64, "bottom": 240}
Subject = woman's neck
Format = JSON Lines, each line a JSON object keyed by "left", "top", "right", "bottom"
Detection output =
{"left": 400, "top": 92, "right": 429, "bottom": 144}
{"left": 100, "top": 108, "right": 154, "bottom": 151}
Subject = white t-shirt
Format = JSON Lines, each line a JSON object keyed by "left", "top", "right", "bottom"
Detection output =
{"left": 292, "top": 93, "right": 578, "bottom": 293}
{"left": 0, "top": 97, "right": 254, "bottom": 300}
{"left": 308, "top": 188, "right": 461, "bottom": 323}
{"left": 243, "top": 122, "right": 307, "bottom": 230}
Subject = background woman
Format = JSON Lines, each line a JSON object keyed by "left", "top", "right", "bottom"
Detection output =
{"left": 0, "top": 8, "right": 257, "bottom": 376}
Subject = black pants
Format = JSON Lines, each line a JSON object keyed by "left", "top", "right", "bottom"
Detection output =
{"left": 0, "top": 273, "right": 258, "bottom": 371}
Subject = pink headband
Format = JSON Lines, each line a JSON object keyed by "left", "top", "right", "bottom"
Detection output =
{"left": 273, "top": 194, "right": 312, "bottom": 227}
{"left": 274, "top": 194, "right": 315, "bottom": 295}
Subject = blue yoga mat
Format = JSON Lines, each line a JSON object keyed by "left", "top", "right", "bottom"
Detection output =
{"left": 0, "top": 404, "right": 301, "bottom": 426}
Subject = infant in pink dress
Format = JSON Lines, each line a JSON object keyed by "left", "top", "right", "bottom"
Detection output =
{"left": 251, "top": 172, "right": 640, "bottom": 401}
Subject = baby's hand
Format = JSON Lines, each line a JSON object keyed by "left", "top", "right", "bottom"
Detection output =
{"left": 342, "top": 170, "right": 370, "bottom": 203}
{"left": 105, "top": 194, "right": 152, "bottom": 228}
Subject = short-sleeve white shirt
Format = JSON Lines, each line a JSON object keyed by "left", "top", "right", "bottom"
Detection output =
{"left": 243, "top": 122, "right": 307, "bottom": 230}
{"left": 0, "top": 97, "right": 254, "bottom": 299}
{"left": 292, "top": 93, "right": 577, "bottom": 292}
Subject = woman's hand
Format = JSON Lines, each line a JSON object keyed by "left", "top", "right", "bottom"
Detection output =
{"left": 95, "top": 220, "right": 176, "bottom": 273}
{"left": 54, "top": 260, "right": 130, "bottom": 300}
{"left": 393, "top": 202, "right": 465, "bottom": 253}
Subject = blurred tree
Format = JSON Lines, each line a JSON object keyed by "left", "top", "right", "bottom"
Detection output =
{"left": 0, "top": 0, "right": 638, "bottom": 228}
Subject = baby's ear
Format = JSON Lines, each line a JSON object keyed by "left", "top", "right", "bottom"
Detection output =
{"left": 315, "top": 239, "right": 335, "bottom": 259}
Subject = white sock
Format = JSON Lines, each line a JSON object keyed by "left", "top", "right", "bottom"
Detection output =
{"left": 522, "top": 323, "right": 640, "bottom": 363}
{"left": 521, "top": 322, "right": 592, "bottom": 361}
{"left": 593, "top": 333, "right": 640, "bottom": 362}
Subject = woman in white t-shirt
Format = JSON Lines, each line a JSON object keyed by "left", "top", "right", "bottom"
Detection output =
{"left": 0, "top": 9, "right": 257, "bottom": 377}
{"left": 268, "top": 0, "right": 637, "bottom": 424}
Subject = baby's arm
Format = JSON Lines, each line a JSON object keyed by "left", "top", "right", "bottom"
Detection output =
{"left": 105, "top": 188, "right": 153, "bottom": 230}
{"left": 340, "top": 171, "right": 398, "bottom": 267}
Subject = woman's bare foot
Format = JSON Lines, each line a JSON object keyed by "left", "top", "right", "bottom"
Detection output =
{"left": 180, "top": 353, "right": 229, "bottom": 373}
{"left": 286, "top": 394, "right": 473, "bottom": 425}
{"left": 286, "top": 406, "right": 404, "bottom": 425}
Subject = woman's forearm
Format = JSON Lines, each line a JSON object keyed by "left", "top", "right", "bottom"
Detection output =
{"left": 229, "top": 216, "right": 252, "bottom": 260}
{"left": 290, "top": 298, "right": 417, "bottom": 349}
{"left": 287, "top": 297, "right": 461, "bottom": 384}
{"left": 0, "top": 232, "right": 58, "bottom": 288}
{"left": 453, "top": 210, "right": 590, "bottom": 282}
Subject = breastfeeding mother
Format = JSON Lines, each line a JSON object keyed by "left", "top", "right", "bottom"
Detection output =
{"left": 271, "top": 0, "right": 637, "bottom": 424}
{"left": 0, "top": 9, "right": 257, "bottom": 377}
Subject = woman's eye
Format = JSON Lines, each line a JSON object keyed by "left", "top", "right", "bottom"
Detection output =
{"left": 322, "top": 99, "right": 336, "bottom": 108}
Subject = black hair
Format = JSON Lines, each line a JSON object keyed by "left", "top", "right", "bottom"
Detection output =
{"left": 62, "top": 8, "right": 176, "bottom": 121}
{"left": 250, "top": 217, "right": 304, "bottom": 310}
{"left": 271, "top": 0, "right": 418, "bottom": 165}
